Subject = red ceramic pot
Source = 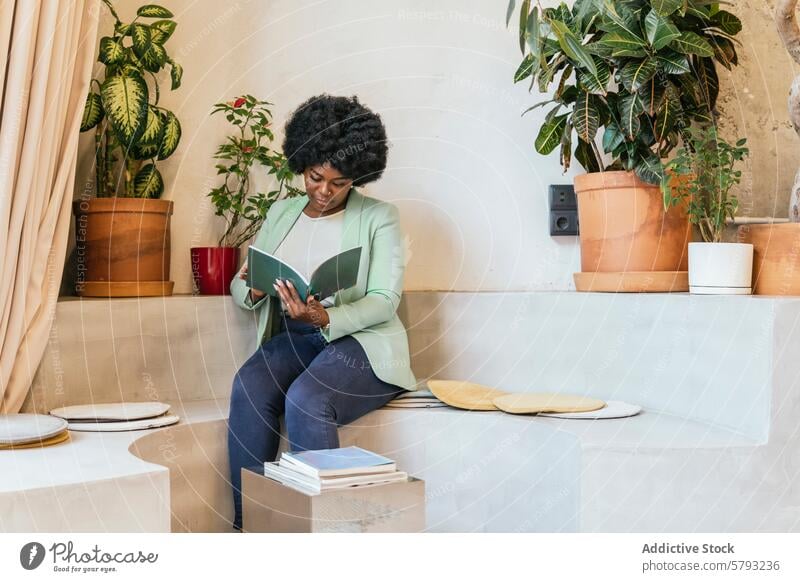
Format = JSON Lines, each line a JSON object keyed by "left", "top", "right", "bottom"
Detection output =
{"left": 191, "top": 247, "right": 239, "bottom": 295}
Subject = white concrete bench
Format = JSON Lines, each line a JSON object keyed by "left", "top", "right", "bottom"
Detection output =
{"left": 2, "top": 292, "right": 798, "bottom": 532}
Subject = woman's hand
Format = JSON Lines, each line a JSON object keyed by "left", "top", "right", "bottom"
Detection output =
{"left": 238, "top": 263, "right": 267, "bottom": 301}
{"left": 273, "top": 279, "right": 330, "bottom": 328}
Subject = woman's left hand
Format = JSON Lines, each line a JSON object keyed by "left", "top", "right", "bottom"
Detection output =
{"left": 273, "top": 279, "right": 330, "bottom": 328}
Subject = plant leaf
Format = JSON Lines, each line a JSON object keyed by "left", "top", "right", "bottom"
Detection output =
{"left": 130, "top": 24, "right": 152, "bottom": 58}
{"left": 100, "top": 74, "right": 148, "bottom": 145}
{"left": 671, "top": 31, "right": 714, "bottom": 57}
{"left": 169, "top": 59, "right": 183, "bottom": 90}
{"left": 596, "top": 32, "right": 648, "bottom": 57}
{"left": 514, "top": 54, "right": 536, "bottom": 83}
{"left": 140, "top": 43, "right": 167, "bottom": 72}
{"left": 137, "top": 4, "right": 174, "bottom": 18}
{"left": 656, "top": 49, "right": 691, "bottom": 74}
{"left": 80, "top": 92, "right": 104, "bottom": 132}
{"left": 644, "top": 9, "right": 681, "bottom": 50}
{"left": 619, "top": 93, "right": 644, "bottom": 139}
{"left": 711, "top": 10, "right": 742, "bottom": 36}
{"left": 577, "top": 56, "right": 610, "bottom": 95}
{"left": 140, "top": 105, "right": 164, "bottom": 144}
{"left": 549, "top": 19, "right": 598, "bottom": 76}
{"left": 535, "top": 113, "right": 568, "bottom": 154}
{"left": 150, "top": 20, "right": 177, "bottom": 43}
{"left": 157, "top": 110, "right": 181, "bottom": 159}
{"left": 651, "top": 0, "right": 682, "bottom": 17}
{"left": 519, "top": 0, "right": 530, "bottom": 53}
{"left": 133, "top": 163, "right": 164, "bottom": 198}
{"left": 98, "top": 36, "right": 125, "bottom": 65}
{"left": 694, "top": 56, "right": 720, "bottom": 110}
{"left": 573, "top": 91, "right": 599, "bottom": 142}
{"left": 620, "top": 58, "right": 657, "bottom": 92}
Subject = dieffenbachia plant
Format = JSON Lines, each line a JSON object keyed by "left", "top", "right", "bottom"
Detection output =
{"left": 80, "top": 1, "right": 183, "bottom": 198}
{"left": 508, "top": 0, "right": 742, "bottom": 184}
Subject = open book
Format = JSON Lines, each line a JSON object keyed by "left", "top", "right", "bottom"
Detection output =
{"left": 246, "top": 245, "right": 362, "bottom": 302}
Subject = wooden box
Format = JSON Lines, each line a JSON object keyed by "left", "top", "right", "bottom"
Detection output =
{"left": 241, "top": 465, "right": 426, "bottom": 533}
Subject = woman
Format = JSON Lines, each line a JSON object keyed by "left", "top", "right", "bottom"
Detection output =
{"left": 226, "top": 94, "right": 418, "bottom": 532}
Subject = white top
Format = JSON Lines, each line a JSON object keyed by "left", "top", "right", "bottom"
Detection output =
{"left": 272, "top": 207, "right": 345, "bottom": 312}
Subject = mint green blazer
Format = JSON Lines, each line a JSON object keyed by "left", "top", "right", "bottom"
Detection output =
{"left": 230, "top": 187, "right": 418, "bottom": 391}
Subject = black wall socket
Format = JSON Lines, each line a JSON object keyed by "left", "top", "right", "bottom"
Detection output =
{"left": 548, "top": 184, "right": 579, "bottom": 236}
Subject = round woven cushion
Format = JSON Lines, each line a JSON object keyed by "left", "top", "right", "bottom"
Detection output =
{"left": 0, "top": 413, "right": 68, "bottom": 445}
{"left": 537, "top": 400, "right": 641, "bottom": 419}
{"left": 492, "top": 393, "right": 606, "bottom": 414}
{"left": 0, "top": 429, "right": 70, "bottom": 450}
{"left": 50, "top": 402, "right": 171, "bottom": 422}
{"left": 426, "top": 379, "right": 509, "bottom": 410}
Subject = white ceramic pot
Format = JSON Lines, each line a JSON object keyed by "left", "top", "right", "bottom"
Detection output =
{"left": 688, "top": 242, "right": 754, "bottom": 295}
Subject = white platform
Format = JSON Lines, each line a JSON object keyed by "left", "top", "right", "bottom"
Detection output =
{"left": 2, "top": 292, "right": 799, "bottom": 532}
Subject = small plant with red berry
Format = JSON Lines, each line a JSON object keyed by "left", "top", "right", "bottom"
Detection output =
{"left": 208, "top": 95, "right": 303, "bottom": 248}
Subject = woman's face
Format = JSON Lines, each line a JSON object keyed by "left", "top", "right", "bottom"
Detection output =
{"left": 303, "top": 164, "right": 353, "bottom": 214}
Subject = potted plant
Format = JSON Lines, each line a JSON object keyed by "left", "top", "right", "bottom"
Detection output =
{"left": 192, "top": 95, "right": 303, "bottom": 295}
{"left": 737, "top": 0, "right": 800, "bottom": 295}
{"left": 508, "top": 0, "right": 743, "bottom": 291}
{"left": 661, "top": 125, "right": 751, "bottom": 294}
{"left": 74, "top": 0, "right": 183, "bottom": 297}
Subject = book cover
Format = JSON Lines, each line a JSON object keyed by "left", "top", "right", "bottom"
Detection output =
{"left": 279, "top": 445, "right": 396, "bottom": 478}
{"left": 246, "top": 245, "right": 362, "bottom": 302}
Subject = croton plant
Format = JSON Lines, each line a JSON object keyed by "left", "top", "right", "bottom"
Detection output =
{"left": 508, "top": 0, "right": 743, "bottom": 184}
{"left": 80, "top": 1, "right": 183, "bottom": 198}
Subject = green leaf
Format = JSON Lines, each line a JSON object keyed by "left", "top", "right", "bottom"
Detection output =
{"left": 651, "top": 0, "right": 682, "bottom": 17}
{"left": 654, "top": 91, "right": 680, "bottom": 143}
{"left": 521, "top": 99, "right": 554, "bottom": 117}
{"left": 694, "top": 56, "right": 720, "bottom": 109}
{"left": 137, "top": 4, "right": 174, "bottom": 18}
{"left": 130, "top": 24, "right": 152, "bottom": 58}
{"left": 80, "top": 92, "right": 104, "bottom": 132}
{"left": 596, "top": 32, "right": 648, "bottom": 57}
{"left": 506, "top": 0, "right": 517, "bottom": 27}
{"left": 575, "top": 138, "right": 601, "bottom": 173}
{"left": 169, "top": 59, "right": 183, "bottom": 90}
{"left": 620, "top": 58, "right": 657, "bottom": 92}
{"left": 619, "top": 93, "right": 644, "bottom": 139}
{"left": 98, "top": 36, "right": 125, "bottom": 65}
{"left": 644, "top": 9, "right": 680, "bottom": 51}
{"left": 519, "top": 0, "right": 530, "bottom": 53}
{"left": 535, "top": 113, "right": 568, "bottom": 154}
{"left": 157, "top": 110, "right": 181, "bottom": 159}
{"left": 712, "top": 11, "right": 742, "bottom": 36}
{"left": 140, "top": 43, "right": 167, "bottom": 72}
{"left": 634, "top": 152, "right": 664, "bottom": 184}
{"left": 549, "top": 19, "right": 598, "bottom": 76}
{"left": 133, "top": 164, "right": 164, "bottom": 198}
{"left": 150, "top": 20, "right": 177, "bottom": 43}
{"left": 526, "top": 7, "right": 540, "bottom": 59}
{"left": 140, "top": 106, "right": 164, "bottom": 144}
{"left": 656, "top": 49, "right": 691, "bottom": 74}
{"left": 602, "top": 122, "right": 625, "bottom": 153}
{"left": 132, "top": 141, "right": 160, "bottom": 160}
{"left": 573, "top": 91, "right": 599, "bottom": 143}
{"left": 100, "top": 74, "right": 148, "bottom": 145}
{"left": 577, "top": 56, "right": 610, "bottom": 95}
{"left": 514, "top": 54, "right": 536, "bottom": 83}
{"left": 671, "top": 32, "right": 714, "bottom": 57}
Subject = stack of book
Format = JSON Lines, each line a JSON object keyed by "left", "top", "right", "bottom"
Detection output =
{"left": 263, "top": 445, "right": 408, "bottom": 494}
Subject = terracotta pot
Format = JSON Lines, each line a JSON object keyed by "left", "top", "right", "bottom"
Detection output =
{"left": 574, "top": 171, "right": 691, "bottom": 273}
{"left": 738, "top": 223, "right": 800, "bottom": 295}
{"left": 72, "top": 198, "right": 174, "bottom": 297}
{"left": 191, "top": 247, "right": 239, "bottom": 295}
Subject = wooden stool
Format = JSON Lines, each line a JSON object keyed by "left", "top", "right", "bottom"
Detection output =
{"left": 242, "top": 465, "right": 425, "bottom": 533}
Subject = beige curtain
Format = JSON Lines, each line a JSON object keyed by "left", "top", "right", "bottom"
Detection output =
{"left": 0, "top": 0, "right": 100, "bottom": 413}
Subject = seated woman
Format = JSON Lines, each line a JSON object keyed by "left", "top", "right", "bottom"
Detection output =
{"left": 227, "top": 94, "right": 418, "bottom": 532}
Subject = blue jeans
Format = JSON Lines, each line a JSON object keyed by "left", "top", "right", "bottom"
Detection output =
{"left": 226, "top": 312, "right": 406, "bottom": 530}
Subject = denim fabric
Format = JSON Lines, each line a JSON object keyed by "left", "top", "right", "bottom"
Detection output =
{"left": 226, "top": 312, "right": 406, "bottom": 531}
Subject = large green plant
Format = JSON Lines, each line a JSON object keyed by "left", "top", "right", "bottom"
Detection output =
{"left": 208, "top": 95, "right": 303, "bottom": 248}
{"left": 80, "top": 1, "right": 183, "bottom": 198}
{"left": 660, "top": 125, "right": 748, "bottom": 243}
{"left": 508, "top": 0, "right": 742, "bottom": 184}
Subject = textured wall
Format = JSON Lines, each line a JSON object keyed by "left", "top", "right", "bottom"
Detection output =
{"left": 63, "top": 0, "right": 800, "bottom": 295}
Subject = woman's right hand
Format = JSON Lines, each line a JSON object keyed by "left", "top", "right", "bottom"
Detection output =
{"left": 238, "top": 264, "right": 267, "bottom": 300}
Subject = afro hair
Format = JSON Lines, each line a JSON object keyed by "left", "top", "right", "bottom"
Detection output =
{"left": 282, "top": 94, "right": 388, "bottom": 187}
